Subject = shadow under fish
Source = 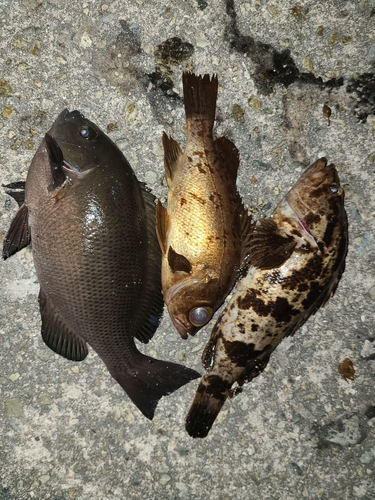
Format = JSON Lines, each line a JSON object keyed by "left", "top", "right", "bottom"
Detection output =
{"left": 3, "top": 109, "right": 199, "bottom": 420}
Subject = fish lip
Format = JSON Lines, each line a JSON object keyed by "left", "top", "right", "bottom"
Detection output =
{"left": 171, "top": 315, "right": 197, "bottom": 339}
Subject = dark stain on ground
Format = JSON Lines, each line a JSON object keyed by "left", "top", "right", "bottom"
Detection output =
{"left": 147, "top": 37, "right": 194, "bottom": 125}
{"left": 346, "top": 73, "right": 375, "bottom": 122}
{"left": 92, "top": 20, "right": 142, "bottom": 95}
{"left": 148, "top": 37, "right": 194, "bottom": 101}
{"left": 224, "top": 0, "right": 343, "bottom": 95}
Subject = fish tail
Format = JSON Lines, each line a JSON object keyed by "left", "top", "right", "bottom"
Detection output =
{"left": 182, "top": 72, "right": 218, "bottom": 128}
{"left": 185, "top": 375, "right": 230, "bottom": 438}
{"left": 109, "top": 355, "right": 200, "bottom": 420}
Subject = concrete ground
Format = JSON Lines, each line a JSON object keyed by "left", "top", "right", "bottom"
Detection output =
{"left": 1, "top": 0, "right": 374, "bottom": 499}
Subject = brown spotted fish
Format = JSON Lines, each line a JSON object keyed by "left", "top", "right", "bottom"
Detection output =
{"left": 186, "top": 158, "right": 348, "bottom": 437}
{"left": 3, "top": 109, "right": 199, "bottom": 420}
{"left": 156, "top": 72, "right": 251, "bottom": 339}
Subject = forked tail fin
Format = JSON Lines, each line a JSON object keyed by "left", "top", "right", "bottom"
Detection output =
{"left": 109, "top": 354, "right": 200, "bottom": 420}
{"left": 185, "top": 375, "right": 230, "bottom": 438}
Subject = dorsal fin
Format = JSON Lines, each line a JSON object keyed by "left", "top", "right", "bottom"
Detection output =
{"left": 167, "top": 246, "right": 192, "bottom": 274}
{"left": 131, "top": 184, "right": 164, "bottom": 344}
{"left": 249, "top": 218, "right": 296, "bottom": 269}
{"left": 156, "top": 200, "right": 170, "bottom": 254}
{"left": 162, "top": 132, "right": 182, "bottom": 185}
{"left": 214, "top": 136, "right": 240, "bottom": 178}
{"left": 45, "top": 133, "right": 66, "bottom": 190}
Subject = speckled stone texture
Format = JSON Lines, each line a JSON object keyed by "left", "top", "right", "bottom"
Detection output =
{"left": 1, "top": 1, "right": 374, "bottom": 499}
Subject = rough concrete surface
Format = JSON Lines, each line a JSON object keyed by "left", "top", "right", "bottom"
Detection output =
{"left": 1, "top": 0, "right": 374, "bottom": 499}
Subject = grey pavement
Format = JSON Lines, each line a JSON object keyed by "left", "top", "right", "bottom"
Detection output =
{"left": 1, "top": 0, "right": 374, "bottom": 499}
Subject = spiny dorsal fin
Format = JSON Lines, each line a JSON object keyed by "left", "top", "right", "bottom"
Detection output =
{"left": 182, "top": 72, "right": 218, "bottom": 127}
{"left": 39, "top": 288, "right": 88, "bottom": 361}
{"left": 250, "top": 218, "right": 296, "bottom": 270}
{"left": 214, "top": 136, "right": 240, "bottom": 178}
{"left": 132, "top": 184, "right": 164, "bottom": 344}
{"left": 45, "top": 133, "right": 66, "bottom": 190}
{"left": 162, "top": 132, "right": 182, "bottom": 185}
{"left": 3, "top": 204, "right": 31, "bottom": 260}
{"left": 156, "top": 200, "right": 170, "bottom": 254}
{"left": 168, "top": 246, "right": 192, "bottom": 274}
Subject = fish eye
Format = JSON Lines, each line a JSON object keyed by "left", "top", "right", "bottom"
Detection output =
{"left": 330, "top": 184, "right": 341, "bottom": 195}
{"left": 80, "top": 126, "right": 97, "bottom": 140}
{"left": 189, "top": 307, "right": 213, "bottom": 327}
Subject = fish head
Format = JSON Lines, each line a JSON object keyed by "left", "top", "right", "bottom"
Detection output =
{"left": 285, "top": 157, "right": 346, "bottom": 244}
{"left": 164, "top": 276, "right": 216, "bottom": 339}
{"left": 48, "top": 109, "right": 116, "bottom": 172}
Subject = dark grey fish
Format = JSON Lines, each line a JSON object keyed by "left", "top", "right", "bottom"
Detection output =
{"left": 186, "top": 158, "right": 348, "bottom": 437}
{"left": 3, "top": 109, "right": 199, "bottom": 419}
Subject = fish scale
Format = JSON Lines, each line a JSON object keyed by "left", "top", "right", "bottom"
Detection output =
{"left": 186, "top": 157, "right": 348, "bottom": 438}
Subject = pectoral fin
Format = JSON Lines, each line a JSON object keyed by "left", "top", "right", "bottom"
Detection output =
{"left": 167, "top": 246, "right": 192, "bottom": 274}
{"left": 39, "top": 288, "right": 88, "bottom": 361}
{"left": 45, "top": 133, "right": 66, "bottom": 190}
{"left": 250, "top": 218, "right": 296, "bottom": 269}
{"left": 3, "top": 203, "right": 31, "bottom": 259}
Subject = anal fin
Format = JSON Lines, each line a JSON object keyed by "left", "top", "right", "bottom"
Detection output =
{"left": 39, "top": 288, "right": 88, "bottom": 361}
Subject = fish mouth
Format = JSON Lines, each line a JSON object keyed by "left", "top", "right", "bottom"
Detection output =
{"left": 170, "top": 315, "right": 198, "bottom": 339}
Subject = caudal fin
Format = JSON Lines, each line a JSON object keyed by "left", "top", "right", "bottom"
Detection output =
{"left": 109, "top": 355, "right": 200, "bottom": 420}
{"left": 182, "top": 72, "right": 218, "bottom": 128}
{"left": 185, "top": 375, "right": 230, "bottom": 438}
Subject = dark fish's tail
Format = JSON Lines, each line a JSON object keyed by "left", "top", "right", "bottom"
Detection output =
{"left": 182, "top": 72, "right": 218, "bottom": 128}
{"left": 185, "top": 375, "right": 230, "bottom": 438}
{"left": 109, "top": 355, "right": 200, "bottom": 420}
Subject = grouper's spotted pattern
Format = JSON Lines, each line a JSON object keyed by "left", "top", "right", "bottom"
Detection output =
{"left": 186, "top": 158, "right": 348, "bottom": 438}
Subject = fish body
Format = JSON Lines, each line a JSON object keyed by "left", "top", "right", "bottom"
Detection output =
{"left": 186, "top": 158, "right": 348, "bottom": 437}
{"left": 3, "top": 109, "right": 199, "bottom": 419}
{"left": 157, "top": 72, "right": 251, "bottom": 339}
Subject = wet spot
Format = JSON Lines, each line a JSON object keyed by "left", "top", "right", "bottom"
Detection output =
{"left": 92, "top": 20, "right": 142, "bottom": 95}
{"left": 346, "top": 73, "right": 375, "bottom": 122}
{"left": 147, "top": 37, "right": 194, "bottom": 124}
{"left": 224, "top": 0, "right": 343, "bottom": 95}
{"left": 148, "top": 37, "right": 194, "bottom": 101}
